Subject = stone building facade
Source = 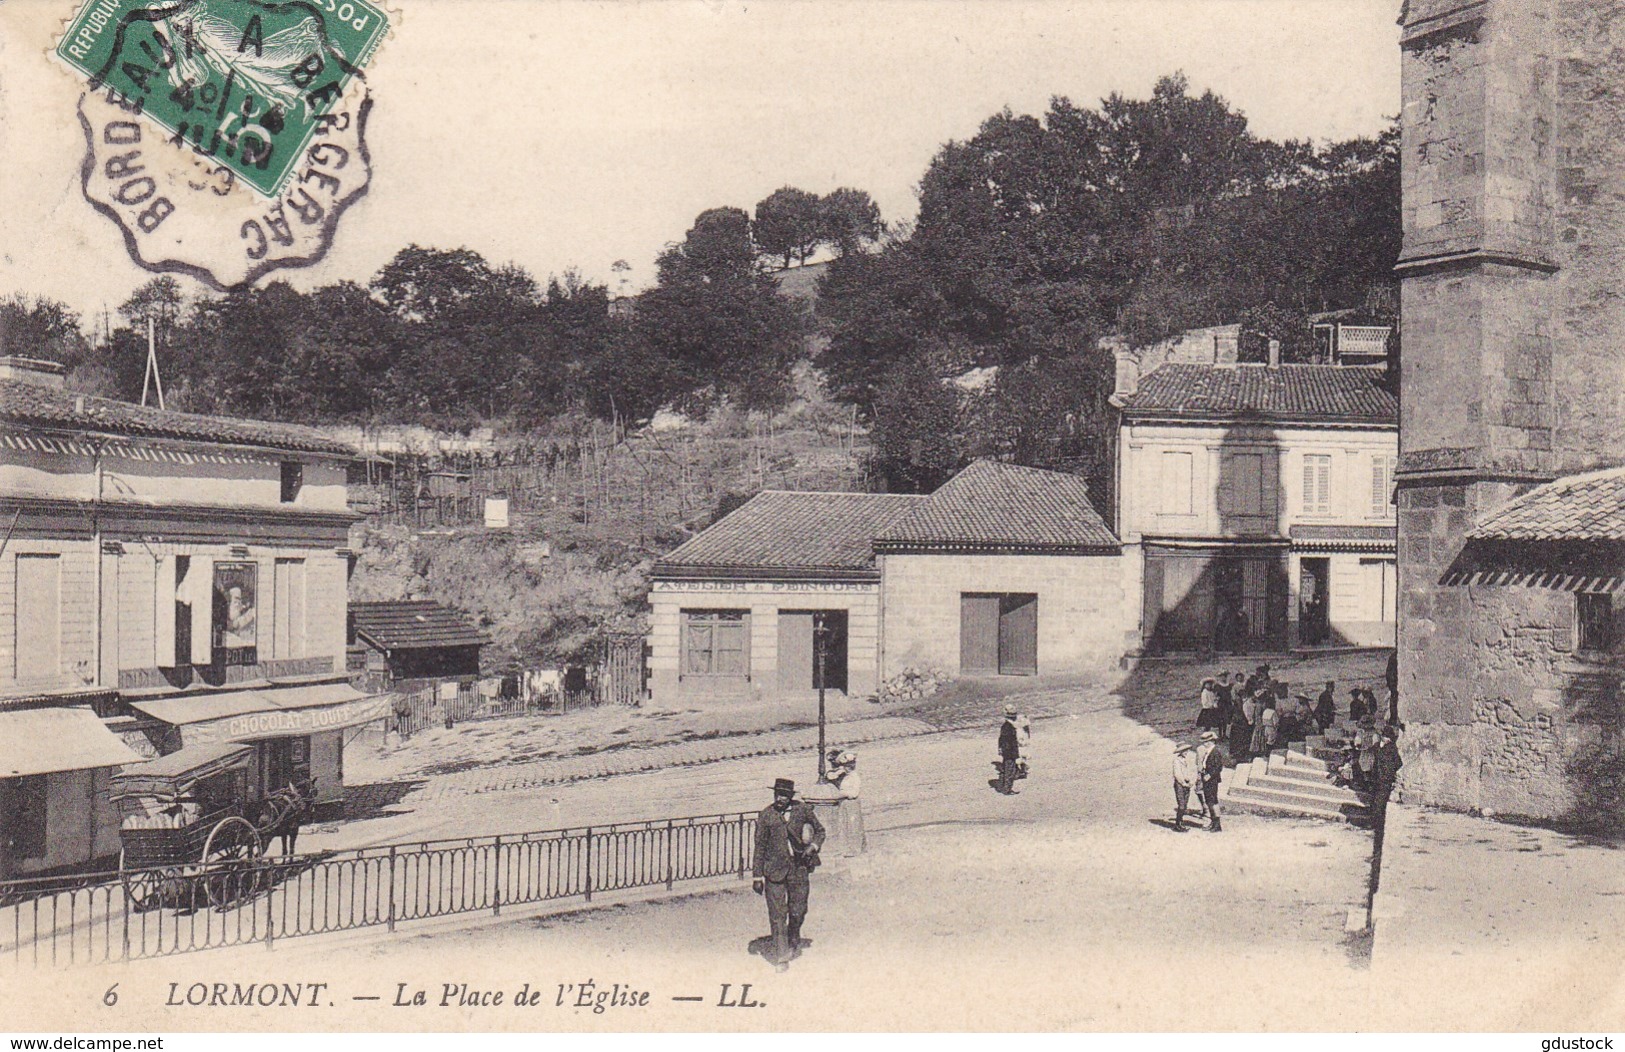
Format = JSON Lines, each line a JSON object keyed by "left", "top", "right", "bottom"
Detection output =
{"left": 0, "top": 358, "right": 377, "bottom": 877}
{"left": 1396, "top": 0, "right": 1625, "bottom": 824}
{"left": 647, "top": 461, "right": 1122, "bottom": 703}
{"left": 1114, "top": 358, "right": 1399, "bottom": 656}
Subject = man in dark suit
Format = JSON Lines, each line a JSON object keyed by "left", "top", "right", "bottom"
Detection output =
{"left": 995, "top": 704, "right": 1022, "bottom": 794}
{"left": 752, "top": 778, "right": 825, "bottom": 971}
{"left": 1196, "top": 730, "right": 1225, "bottom": 832}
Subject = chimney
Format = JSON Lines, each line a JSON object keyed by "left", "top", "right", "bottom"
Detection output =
{"left": 1268, "top": 339, "right": 1281, "bottom": 368}
{"left": 1112, "top": 348, "right": 1141, "bottom": 401}
{"left": 0, "top": 357, "right": 66, "bottom": 389}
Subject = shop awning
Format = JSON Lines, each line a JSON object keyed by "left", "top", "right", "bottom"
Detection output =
{"left": 0, "top": 706, "right": 144, "bottom": 778}
{"left": 129, "top": 682, "right": 387, "bottom": 744}
{"left": 1439, "top": 568, "right": 1625, "bottom": 593}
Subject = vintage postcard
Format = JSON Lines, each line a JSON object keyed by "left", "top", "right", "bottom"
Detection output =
{"left": 2, "top": 0, "right": 1624, "bottom": 1037}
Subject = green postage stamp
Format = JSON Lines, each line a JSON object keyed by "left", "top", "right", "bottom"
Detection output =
{"left": 56, "top": 0, "right": 389, "bottom": 199}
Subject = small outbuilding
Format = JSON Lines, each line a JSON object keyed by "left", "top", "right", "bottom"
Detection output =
{"left": 348, "top": 600, "right": 489, "bottom": 693}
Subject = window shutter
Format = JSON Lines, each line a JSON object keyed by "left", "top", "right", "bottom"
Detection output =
{"left": 1303, "top": 456, "right": 1331, "bottom": 515}
{"left": 1371, "top": 455, "right": 1396, "bottom": 516}
{"left": 189, "top": 556, "right": 215, "bottom": 665}
{"left": 153, "top": 555, "right": 178, "bottom": 666}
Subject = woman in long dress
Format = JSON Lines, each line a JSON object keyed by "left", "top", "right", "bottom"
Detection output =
{"left": 1196, "top": 678, "right": 1223, "bottom": 731}
{"left": 1252, "top": 698, "right": 1278, "bottom": 757}
{"left": 1230, "top": 687, "right": 1256, "bottom": 761}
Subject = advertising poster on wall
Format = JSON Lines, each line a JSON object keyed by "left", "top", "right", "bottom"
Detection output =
{"left": 212, "top": 561, "right": 259, "bottom": 658}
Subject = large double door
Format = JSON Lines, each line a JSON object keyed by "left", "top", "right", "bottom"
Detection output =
{"left": 1143, "top": 550, "right": 1287, "bottom": 652}
{"left": 960, "top": 593, "right": 1038, "bottom": 676}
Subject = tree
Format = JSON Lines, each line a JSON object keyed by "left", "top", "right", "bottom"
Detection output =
{"left": 1236, "top": 303, "right": 1313, "bottom": 364}
{"left": 753, "top": 187, "right": 824, "bottom": 268}
{"left": 819, "top": 188, "right": 883, "bottom": 255}
{"left": 0, "top": 295, "right": 87, "bottom": 364}
{"left": 370, "top": 245, "right": 533, "bottom": 323}
{"left": 969, "top": 350, "right": 1116, "bottom": 509}
{"left": 636, "top": 207, "right": 804, "bottom": 413}
{"left": 813, "top": 242, "right": 945, "bottom": 411}
{"left": 868, "top": 358, "right": 963, "bottom": 493}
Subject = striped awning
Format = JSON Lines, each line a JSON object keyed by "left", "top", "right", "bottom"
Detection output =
{"left": 1442, "top": 537, "right": 1625, "bottom": 593}
{"left": 1439, "top": 568, "right": 1625, "bottom": 593}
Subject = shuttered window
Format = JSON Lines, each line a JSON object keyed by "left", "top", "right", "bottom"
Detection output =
{"left": 1220, "top": 452, "right": 1266, "bottom": 516}
{"left": 1160, "top": 451, "right": 1194, "bottom": 515}
{"left": 682, "top": 610, "right": 749, "bottom": 679}
{"left": 1578, "top": 594, "right": 1615, "bottom": 653}
{"left": 1370, "top": 454, "right": 1397, "bottom": 517}
{"left": 1302, "top": 455, "right": 1332, "bottom": 516}
{"left": 274, "top": 558, "right": 307, "bottom": 659}
{"left": 14, "top": 554, "right": 60, "bottom": 683}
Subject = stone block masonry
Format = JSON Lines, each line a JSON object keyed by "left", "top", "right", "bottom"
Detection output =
{"left": 1396, "top": 0, "right": 1625, "bottom": 826}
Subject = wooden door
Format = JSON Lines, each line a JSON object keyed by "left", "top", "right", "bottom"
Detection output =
{"left": 998, "top": 594, "right": 1038, "bottom": 675}
{"left": 777, "top": 611, "right": 813, "bottom": 692}
{"left": 960, "top": 594, "right": 1000, "bottom": 673}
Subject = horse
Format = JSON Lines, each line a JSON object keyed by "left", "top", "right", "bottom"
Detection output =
{"left": 261, "top": 778, "right": 316, "bottom": 856}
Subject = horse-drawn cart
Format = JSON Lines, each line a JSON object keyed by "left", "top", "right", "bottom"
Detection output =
{"left": 112, "top": 742, "right": 310, "bottom": 912}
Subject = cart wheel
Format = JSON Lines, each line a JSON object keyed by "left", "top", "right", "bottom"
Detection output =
{"left": 119, "top": 849, "right": 164, "bottom": 913}
{"left": 201, "top": 816, "right": 262, "bottom": 909}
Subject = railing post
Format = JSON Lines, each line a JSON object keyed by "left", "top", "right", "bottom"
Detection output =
{"left": 584, "top": 827, "right": 593, "bottom": 903}
{"left": 492, "top": 837, "right": 503, "bottom": 917}
{"left": 121, "top": 880, "right": 131, "bottom": 963}
{"left": 665, "top": 820, "right": 674, "bottom": 890}
{"left": 738, "top": 814, "right": 748, "bottom": 881}
{"left": 265, "top": 868, "right": 276, "bottom": 952}
{"left": 387, "top": 846, "right": 397, "bottom": 933}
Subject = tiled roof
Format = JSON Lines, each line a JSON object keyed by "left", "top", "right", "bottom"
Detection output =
{"left": 658, "top": 491, "right": 928, "bottom": 575}
{"left": 0, "top": 379, "right": 357, "bottom": 456}
{"left": 350, "top": 601, "right": 491, "bottom": 651}
{"left": 1120, "top": 364, "right": 1397, "bottom": 425}
{"left": 1471, "top": 467, "right": 1625, "bottom": 542}
{"left": 876, "top": 460, "right": 1119, "bottom": 550}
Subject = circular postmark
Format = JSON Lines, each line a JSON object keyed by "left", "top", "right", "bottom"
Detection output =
{"left": 54, "top": 0, "right": 389, "bottom": 288}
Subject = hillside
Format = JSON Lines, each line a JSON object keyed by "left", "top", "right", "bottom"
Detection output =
{"left": 348, "top": 381, "right": 871, "bottom": 672}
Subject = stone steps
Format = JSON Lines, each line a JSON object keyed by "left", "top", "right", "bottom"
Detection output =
{"left": 1219, "top": 742, "right": 1370, "bottom": 823}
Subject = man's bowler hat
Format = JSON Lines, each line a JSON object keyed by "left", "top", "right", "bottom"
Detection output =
{"left": 772, "top": 778, "right": 796, "bottom": 795}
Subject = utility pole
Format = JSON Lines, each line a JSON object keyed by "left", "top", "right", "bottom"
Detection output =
{"left": 141, "top": 316, "right": 165, "bottom": 410}
{"left": 814, "top": 613, "right": 829, "bottom": 784}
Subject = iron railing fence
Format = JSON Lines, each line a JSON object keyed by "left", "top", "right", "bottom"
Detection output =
{"left": 2, "top": 812, "right": 756, "bottom": 969}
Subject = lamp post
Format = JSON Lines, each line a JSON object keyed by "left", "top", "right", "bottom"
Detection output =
{"left": 814, "top": 613, "right": 829, "bottom": 783}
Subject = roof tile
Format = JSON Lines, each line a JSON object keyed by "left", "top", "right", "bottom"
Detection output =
{"left": 1472, "top": 468, "right": 1625, "bottom": 542}
{"left": 1120, "top": 364, "right": 1397, "bottom": 424}
{"left": 657, "top": 492, "right": 927, "bottom": 573}
{"left": 877, "top": 460, "right": 1118, "bottom": 550}
{"left": 351, "top": 601, "right": 490, "bottom": 651}
{"left": 0, "top": 379, "right": 357, "bottom": 457}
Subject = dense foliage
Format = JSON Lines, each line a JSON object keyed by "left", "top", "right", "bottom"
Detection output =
{"left": 815, "top": 74, "right": 1400, "bottom": 495}
{"left": 2, "top": 73, "right": 1397, "bottom": 501}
